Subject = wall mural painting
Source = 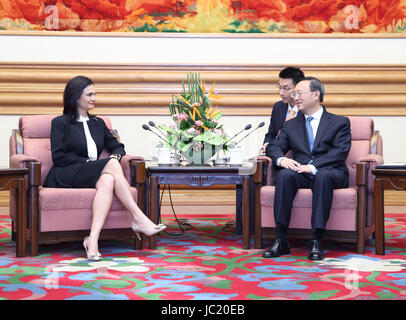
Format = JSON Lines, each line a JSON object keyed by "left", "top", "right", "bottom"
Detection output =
{"left": 0, "top": 0, "right": 405, "bottom": 34}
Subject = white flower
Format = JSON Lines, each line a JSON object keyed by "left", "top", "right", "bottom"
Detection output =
{"left": 50, "top": 257, "right": 150, "bottom": 273}
{"left": 318, "top": 256, "right": 406, "bottom": 272}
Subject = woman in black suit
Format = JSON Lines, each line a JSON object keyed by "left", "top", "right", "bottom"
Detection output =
{"left": 44, "top": 76, "right": 166, "bottom": 261}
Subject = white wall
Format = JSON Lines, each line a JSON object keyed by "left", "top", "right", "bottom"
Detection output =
{"left": 2, "top": 34, "right": 406, "bottom": 64}
{"left": 1, "top": 33, "right": 405, "bottom": 165}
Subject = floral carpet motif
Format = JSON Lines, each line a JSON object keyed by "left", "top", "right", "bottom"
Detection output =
{"left": 0, "top": 214, "right": 405, "bottom": 300}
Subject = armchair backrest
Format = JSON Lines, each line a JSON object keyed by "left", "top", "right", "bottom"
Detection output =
{"left": 346, "top": 117, "right": 375, "bottom": 187}
{"left": 12, "top": 115, "right": 112, "bottom": 184}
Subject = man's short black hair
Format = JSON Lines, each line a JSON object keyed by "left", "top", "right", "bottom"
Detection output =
{"left": 279, "top": 67, "right": 305, "bottom": 85}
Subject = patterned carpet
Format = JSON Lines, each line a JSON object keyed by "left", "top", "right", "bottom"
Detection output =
{"left": 0, "top": 214, "right": 405, "bottom": 301}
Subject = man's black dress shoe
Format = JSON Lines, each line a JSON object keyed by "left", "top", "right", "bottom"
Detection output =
{"left": 308, "top": 240, "right": 324, "bottom": 261}
{"left": 263, "top": 239, "right": 290, "bottom": 258}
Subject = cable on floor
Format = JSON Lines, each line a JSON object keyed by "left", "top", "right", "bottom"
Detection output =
{"left": 159, "top": 184, "right": 193, "bottom": 236}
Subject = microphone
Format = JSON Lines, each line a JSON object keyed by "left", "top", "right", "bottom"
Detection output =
{"left": 235, "top": 122, "right": 265, "bottom": 145}
{"left": 224, "top": 124, "right": 252, "bottom": 146}
{"left": 142, "top": 124, "right": 172, "bottom": 146}
{"left": 148, "top": 120, "right": 167, "bottom": 139}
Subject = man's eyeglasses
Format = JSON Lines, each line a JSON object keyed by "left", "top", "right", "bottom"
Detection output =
{"left": 276, "top": 85, "right": 294, "bottom": 92}
{"left": 290, "top": 90, "right": 314, "bottom": 99}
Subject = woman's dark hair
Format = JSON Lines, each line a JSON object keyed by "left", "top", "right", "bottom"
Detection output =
{"left": 63, "top": 76, "right": 94, "bottom": 123}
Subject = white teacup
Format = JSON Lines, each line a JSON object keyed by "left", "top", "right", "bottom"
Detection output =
{"left": 157, "top": 148, "right": 171, "bottom": 163}
{"left": 229, "top": 147, "right": 244, "bottom": 164}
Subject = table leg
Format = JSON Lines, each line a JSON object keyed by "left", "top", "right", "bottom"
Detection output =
{"left": 16, "top": 178, "right": 26, "bottom": 257}
{"left": 374, "top": 178, "right": 385, "bottom": 255}
{"left": 149, "top": 176, "right": 158, "bottom": 250}
{"left": 242, "top": 176, "right": 250, "bottom": 249}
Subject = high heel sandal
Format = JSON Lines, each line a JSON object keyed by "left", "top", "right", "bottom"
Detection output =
{"left": 131, "top": 223, "right": 167, "bottom": 240}
{"left": 83, "top": 236, "right": 102, "bottom": 261}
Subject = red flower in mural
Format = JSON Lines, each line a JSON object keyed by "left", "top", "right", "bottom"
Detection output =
{"left": 284, "top": 0, "right": 341, "bottom": 21}
{"left": 125, "top": 0, "right": 196, "bottom": 17}
{"left": 0, "top": 1, "right": 24, "bottom": 20}
{"left": 0, "top": 0, "right": 43, "bottom": 23}
{"left": 361, "top": 0, "right": 406, "bottom": 30}
{"left": 61, "top": 0, "right": 128, "bottom": 20}
{"left": 233, "top": 0, "right": 287, "bottom": 21}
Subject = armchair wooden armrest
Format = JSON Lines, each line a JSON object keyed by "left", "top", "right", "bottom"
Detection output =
{"left": 359, "top": 153, "right": 384, "bottom": 195}
{"left": 359, "top": 154, "right": 384, "bottom": 166}
{"left": 127, "top": 157, "right": 146, "bottom": 214}
{"left": 254, "top": 155, "right": 273, "bottom": 186}
{"left": 10, "top": 154, "right": 40, "bottom": 169}
{"left": 355, "top": 161, "right": 377, "bottom": 253}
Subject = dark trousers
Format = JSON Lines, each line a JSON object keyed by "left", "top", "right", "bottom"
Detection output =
{"left": 274, "top": 168, "right": 348, "bottom": 233}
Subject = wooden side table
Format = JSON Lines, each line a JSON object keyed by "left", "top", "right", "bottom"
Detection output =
{"left": 372, "top": 168, "right": 406, "bottom": 255}
{"left": 0, "top": 168, "right": 28, "bottom": 257}
{"left": 147, "top": 163, "right": 254, "bottom": 249}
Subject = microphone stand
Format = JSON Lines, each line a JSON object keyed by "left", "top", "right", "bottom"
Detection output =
{"left": 142, "top": 124, "right": 172, "bottom": 146}
{"left": 235, "top": 122, "right": 265, "bottom": 146}
{"left": 223, "top": 124, "right": 252, "bottom": 146}
{"left": 148, "top": 121, "right": 168, "bottom": 142}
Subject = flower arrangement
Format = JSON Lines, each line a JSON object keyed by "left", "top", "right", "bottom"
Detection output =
{"left": 158, "top": 72, "right": 229, "bottom": 163}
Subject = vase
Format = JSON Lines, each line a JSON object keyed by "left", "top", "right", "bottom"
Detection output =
{"left": 181, "top": 144, "right": 219, "bottom": 164}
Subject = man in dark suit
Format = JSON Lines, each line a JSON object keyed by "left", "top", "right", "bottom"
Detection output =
{"left": 260, "top": 67, "right": 305, "bottom": 156}
{"left": 263, "top": 77, "right": 351, "bottom": 261}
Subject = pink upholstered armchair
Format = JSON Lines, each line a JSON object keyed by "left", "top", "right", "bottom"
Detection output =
{"left": 253, "top": 117, "right": 383, "bottom": 253}
{"left": 9, "top": 115, "right": 146, "bottom": 256}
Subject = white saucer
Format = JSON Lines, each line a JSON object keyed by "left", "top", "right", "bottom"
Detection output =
{"left": 228, "top": 162, "right": 245, "bottom": 166}
{"left": 157, "top": 161, "right": 175, "bottom": 165}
